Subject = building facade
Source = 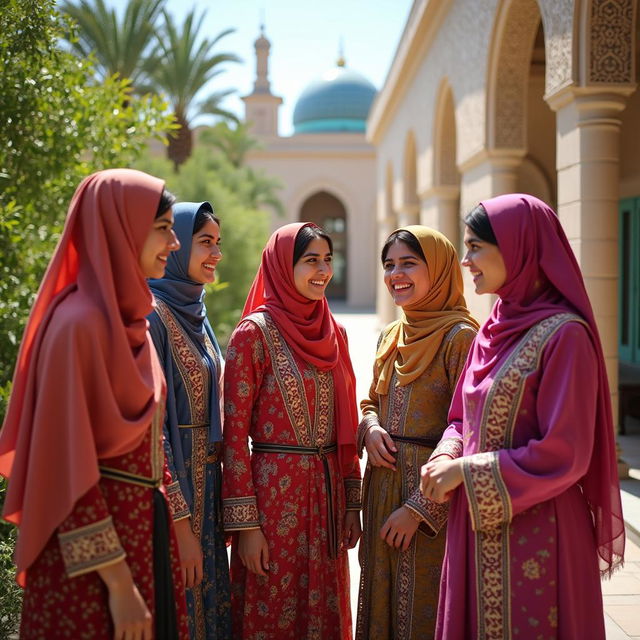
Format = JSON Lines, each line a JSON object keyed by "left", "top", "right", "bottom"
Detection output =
{"left": 368, "top": 0, "right": 639, "bottom": 426}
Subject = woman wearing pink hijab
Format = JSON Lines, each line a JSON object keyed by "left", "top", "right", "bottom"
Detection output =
{"left": 0, "top": 169, "right": 189, "bottom": 639}
{"left": 421, "top": 194, "right": 624, "bottom": 639}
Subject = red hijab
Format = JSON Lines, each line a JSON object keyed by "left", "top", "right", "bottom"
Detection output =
{"left": 242, "top": 222, "right": 358, "bottom": 472}
{"left": 474, "top": 193, "right": 624, "bottom": 577}
{"left": 0, "top": 169, "right": 166, "bottom": 585}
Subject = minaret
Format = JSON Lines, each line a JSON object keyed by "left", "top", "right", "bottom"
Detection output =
{"left": 242, "top": 24, "right": 282, "bottom": 137}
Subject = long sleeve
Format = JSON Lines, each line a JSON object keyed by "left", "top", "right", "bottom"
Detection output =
{"left": 148, "top": 311, "right": 190, "bottom": 521}
{"left": 462, "top": 322, "right": 598, "bottom": 532}
{"left": 222, "top": 321, "right": 266, "bottom": 531}
{"left": 405, "top": 326, "right": 475, "bottom": 533}
{"left": 57, "top": 484, "right": 125, "bottom": 578}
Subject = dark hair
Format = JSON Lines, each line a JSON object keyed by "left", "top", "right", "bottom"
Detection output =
{"left": 293, "top": 224, "right": 333, "bottom": 265}
{"left": 380, "top": 229, "right": 426, "bottom": 264}
{"left": 155, "top": 188, "right": 176, "bottom": 218}
{"left": 193, "top": 204, "right": 220, "bottom": 234}
{"left": 464, "top": 204, "right": 498, "bottom": 245}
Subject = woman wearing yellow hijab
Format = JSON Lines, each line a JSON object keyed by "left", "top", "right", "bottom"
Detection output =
{"left": 355, "top": 226, "right": 478, "bottom": 640}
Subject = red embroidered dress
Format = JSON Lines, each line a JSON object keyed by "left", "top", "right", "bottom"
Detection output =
{"left": 20, "top": 406, "right": 189, "bottom": 638}
{"left": 223, "top": 312, "right": 361, "bottom": 640}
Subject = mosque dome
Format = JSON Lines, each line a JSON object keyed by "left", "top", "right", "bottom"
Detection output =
{"left": 292, "top": 63, "right": 377, "bottom": 134}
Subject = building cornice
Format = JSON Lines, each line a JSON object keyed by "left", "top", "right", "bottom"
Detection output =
{"left": 366, "top": 0, "right": 452, "bottom": 145}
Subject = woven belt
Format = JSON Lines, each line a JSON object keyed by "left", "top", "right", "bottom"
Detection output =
{"left": 99, "top": 465, "right": 162, "bottom": 489}
{"left": 390, "top": 434, "right": 441, "bottom": 449}
{"left": 251, "top": 441, "right": 339, "bottom": 558}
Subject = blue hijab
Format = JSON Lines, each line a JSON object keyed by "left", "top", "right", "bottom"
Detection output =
{"left": 148, "top": 202, "right": 223, "bottom": 446}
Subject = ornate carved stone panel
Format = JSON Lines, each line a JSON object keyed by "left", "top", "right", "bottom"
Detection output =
{"left": 539, "top": 0, "right": 575, "bottom": 94}
{"left": 588, "top": 0, "right": 635, "bottom": 83}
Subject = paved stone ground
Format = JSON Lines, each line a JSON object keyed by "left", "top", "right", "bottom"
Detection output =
{"left": 334, "top": 306, "right": 640, "bottom": 639}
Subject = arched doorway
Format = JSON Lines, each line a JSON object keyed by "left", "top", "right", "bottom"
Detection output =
{"left": 300, "top": 191, "right": 348, "bottom": 300}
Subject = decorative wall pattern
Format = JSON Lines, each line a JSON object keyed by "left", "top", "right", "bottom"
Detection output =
{"left": 492, "top": 0, "right": 541, "bottom": 149}
{"left": 589, "top": 0, "right": 635, "bottom": 83}
{"left": 539, "top": 0, "right": 575, "bottom": 95}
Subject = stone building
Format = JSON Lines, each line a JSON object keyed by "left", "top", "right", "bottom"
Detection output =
{"left": 243, "top": 27, "right": 378, "bottom": 307}
{"left": 368, "top": 0, "right": 639, "bottom": 424}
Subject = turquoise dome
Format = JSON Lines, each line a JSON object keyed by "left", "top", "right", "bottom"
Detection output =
{"left": 293, "top": 66, "right": 377, "bottom": 134}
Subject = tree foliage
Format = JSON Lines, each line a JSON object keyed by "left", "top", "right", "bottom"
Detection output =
{"left": 0, "top": 2, "right": 173, "bottom": 627}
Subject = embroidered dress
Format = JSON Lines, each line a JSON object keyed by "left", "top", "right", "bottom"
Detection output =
{"left": 20, "top": 407, "right": 189, "bottom": 638}
{"left": 356, "top": 323, "right": 475, "bottom": 640}
{"left": 149, "top": 299, "right": 231, "bottom": 639}
{"left": 223, "top": 312, "right": 361, "bottom": 640}
{"left": 148, "top": 201, "right": 232, "bottom": 640}
{"left": 433, "top": 194, "right": 624, "bottom": 640}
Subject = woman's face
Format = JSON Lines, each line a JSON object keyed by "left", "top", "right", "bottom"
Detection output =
{"left": 293, "top": 236, "right": 333, "bottom": 300}
{"left": 187, "top": 218, "right": 222, "bottom": 284}
{"left": 383, "top": 240, "right": 430, "bottom": 308}
{"left": 139, "top": 208, "right": 180, "bottom": 278}
{"left": 461, "top": 226, "right": 507, "bottom": 295}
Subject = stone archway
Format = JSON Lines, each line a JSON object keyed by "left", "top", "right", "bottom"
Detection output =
{"left": 432, "top": 79, "right": 461, "bottom": 248}
{"left": 401, "top": 131, "right": 419, "bottom": 225}
{"left": 299, "top": 191, "right": 348, "bottom": 300}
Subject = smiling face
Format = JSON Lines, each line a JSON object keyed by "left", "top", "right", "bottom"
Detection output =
{"left": 461, "top": 226, "right": 507, "bottom": 295}
{"left": 139, "top": 208, "right": 180, "bottom": 278}
{"left": 187, "top": 218, "right": 222, "bottom": 284}
{"left": 293, "top": 237, "right": 333, "bottom": 300}
{"left": 383, "top": 240, "right": 431, "bottom": 308}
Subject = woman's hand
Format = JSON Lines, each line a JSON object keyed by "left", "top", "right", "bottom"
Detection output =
{"left": 343, "top": 510, "right": 362, "bottom": 549}
{"left": 364, "top": 424, "right": 397, "bottom": 470}
{"left": 238, "top": 528, "right": 270, "bottom": 576}
{"left": 420, "top": 457, "right": 464, "bottom": 503}
{"left": 98, "top": 559, "right": 152, "bottom": 640}
{"left": 173, "top": 517, "right": 204, "bottom": 589}
{"left": 380, "top": 506, "right": 420, "bottom": 552}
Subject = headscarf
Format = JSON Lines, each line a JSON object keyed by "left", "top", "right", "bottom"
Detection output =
{"left": 0, "top": 169, "right": 166, "bottom": 586}
{"left": 242, "top": 222, "right": 358, "bottom": 472}
{"left": 375, "top": 225, "right": 479, "bottom": 394}
{"left": 472, "top": 193, "right": 624, "bottom": 577}
{"left": 148, "top": 202, "right": 223, "bottom": 448}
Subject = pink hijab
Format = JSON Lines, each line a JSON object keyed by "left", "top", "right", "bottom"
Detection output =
{"left": 473, "top": 193, "right": 624, "bottom": 577}
{"left": 0, "top": 169, "right": 166, "bottom": 585}
{"left": 242, "top": 222, "right": 358, "bottom": 472}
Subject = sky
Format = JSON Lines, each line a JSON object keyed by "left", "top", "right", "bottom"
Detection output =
{"left": 90, "top": 0, "right": 415, "bottom": 136}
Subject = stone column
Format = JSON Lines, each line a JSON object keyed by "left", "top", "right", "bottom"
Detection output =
{"left": 458, "top": 149, "right": 525, "bottom": 323}
{"left": 397, "top": 202, "right": 420, "bottom": 227}
{"left": 547, "top": 87, "right": 634, "bottom": 446}
{"left": 376, "top": 192, "right": 399, "bottom": 327}
{"left": 419, "top": 185, "right": 461, "bottom": 250}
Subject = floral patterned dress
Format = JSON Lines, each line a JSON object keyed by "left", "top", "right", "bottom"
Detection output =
{"left": 222, "top": 312, "right": 361, "bottom": 640}
{"left": 20, "top": 407, "right": 188, "bottom": 639}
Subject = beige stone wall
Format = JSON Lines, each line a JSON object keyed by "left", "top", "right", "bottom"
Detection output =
{"left": 246, "top": 133, "right": 377, "bottom": 308}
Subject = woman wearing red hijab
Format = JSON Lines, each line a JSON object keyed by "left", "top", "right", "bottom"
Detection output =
{"left": 421, "top": 194, "right": 624, "bottom": 639}
{"left": 222, "top": 222, "right": 361, "bottom": 639}
{"left": 0, "top": 169, "right": 189, "bottom": 639}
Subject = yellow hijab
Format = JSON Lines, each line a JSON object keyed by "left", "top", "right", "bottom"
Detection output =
{"left": 376, "top": 225, "right": 479, "bottom": 394}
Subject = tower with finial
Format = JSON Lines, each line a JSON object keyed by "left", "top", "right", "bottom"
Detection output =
{"left": 242, "top": 20, "right": 283, "bottom": 137}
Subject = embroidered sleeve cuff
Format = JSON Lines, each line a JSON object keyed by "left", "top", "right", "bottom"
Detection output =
{"left": 166, "top": 481, "right": 190, "bottom": 521}
{"left": 223, "top": 496, "right": 260, "bottom": 531}
{"left": 430, "top": 437, "right": 463, "bottom": 461}
{"left": 344, "top": 478, "right": 362, "bottom": 510}
{"left": 58, "top": 516, "right": 125, "bottom": 578}
{"left": 357, "top": 413, "right": 379, "bottom": 457}
{"left": 462, "top": 451, "right": 512, "bottom": 531}
{"left": 405, "top": 489, "right": 449, "bottom": 536}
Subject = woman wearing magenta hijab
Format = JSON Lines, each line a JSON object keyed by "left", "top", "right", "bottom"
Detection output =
{"left": 0, "top": 169, "right": 189, "bottom": 638}
{"left": 148, "top": 201, "right": 232, "bottom": 639}
{"left": 420, "top": 194, "right": 624, "bottom": 639}
{"left": 222, "top": 222, "right": 361, "bottom": 639}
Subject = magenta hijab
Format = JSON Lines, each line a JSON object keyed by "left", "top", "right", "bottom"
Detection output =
{"left": 473, "top": 193, "right": 624, "bottom": 577}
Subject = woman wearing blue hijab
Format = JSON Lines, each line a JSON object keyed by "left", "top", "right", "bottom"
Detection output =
{"left": 148, "top": 201, "right": 231, "bottom": 639}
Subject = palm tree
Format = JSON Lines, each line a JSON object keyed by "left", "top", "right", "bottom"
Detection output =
{"left": 148, "top": 8, "right": 241, "bottom": 171}
{"left": 60, "top": 0, "right": 165, "bottom": 89}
